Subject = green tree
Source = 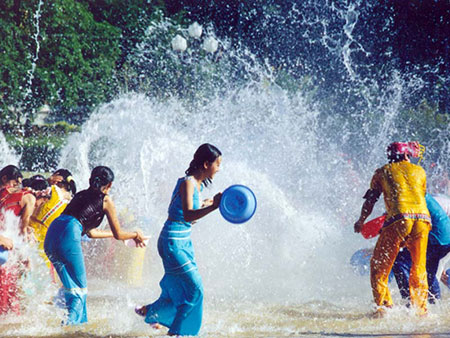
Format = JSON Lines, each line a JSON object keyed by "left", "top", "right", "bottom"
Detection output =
{"left": 0, "top": 0, "right": 122, "bottom": 128}
{"left": 0, "top": 0, "right": 34, "bottom": 127}
{"left": 79, "top": 0, "right": 172, "bottom": 66}
{"left": 35, "top": 0, "right": 121, "bottom": 124}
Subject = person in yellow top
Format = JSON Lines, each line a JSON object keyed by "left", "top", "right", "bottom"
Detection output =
{"left": 29, "top": 169, "right": 76, "bottom": 271}
{"left": 354, "top": 142, "right": 431, "bottom": 317}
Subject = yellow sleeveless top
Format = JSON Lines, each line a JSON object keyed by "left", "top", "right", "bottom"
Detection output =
{"left": 30, "top": 185, "right": 69, "bottom": 243}
{"left": 370, "top": 161, "right": 430, "bottom": 220}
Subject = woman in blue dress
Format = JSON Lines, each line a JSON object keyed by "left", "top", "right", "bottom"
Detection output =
{"left": 136, "top": 143, "right": 222, "bottom": 336}
{"left": 44, "top": 166, "right": 146, "bottom": 325}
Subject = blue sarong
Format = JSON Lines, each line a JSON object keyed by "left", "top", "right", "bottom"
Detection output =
{"left": 44, "top": 214, "right": 88, "bottom": 325}
{"left": 144, "top": 177, "right": 203, "bottom": 336}
{"left": 144, "top": 222, "right": 203, "bottom": 336}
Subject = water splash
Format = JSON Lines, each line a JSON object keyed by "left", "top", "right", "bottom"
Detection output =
{"left": 0, "top": 132, "right": 19, "bottom": 167}
{"left": 22, "top": 0, "right": 44, "bottom": 111}
{"left": 57, "top": 5, "right": 448, "bottom": 310}
{"left": 0, "top": 211, "right": 60, "bottom": 331}
{"left": 56, "top": 89, "right": 370, "bottom": 303}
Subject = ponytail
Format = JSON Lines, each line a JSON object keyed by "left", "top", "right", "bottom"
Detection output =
{"left": 89, "top": 166, "right": 114, "bottom": 191}
{"left": 66, "top": 176, "right": 77, "bottom": 195}
{"left": 185, "top": 143, "right": 222, "bottom": 187}
{"left": 28, "top": 174, "right": 49, "bottom": 191}
{"left": 52, "top": 168, "right": 77, "bottom": 194}
{"left": 185, "top": 159, "right": 200, "bottom": 177}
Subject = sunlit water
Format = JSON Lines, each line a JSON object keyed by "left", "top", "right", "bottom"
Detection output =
{"left": 1, "top": 2, "right": 449, "bottom": 337}
{"left": 0, "top": 133, "right": 18, "bottom": 168}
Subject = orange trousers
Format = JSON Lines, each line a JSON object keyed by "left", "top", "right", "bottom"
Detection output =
{"left": 370, "top": 218, "right": 430, "bottom": 315}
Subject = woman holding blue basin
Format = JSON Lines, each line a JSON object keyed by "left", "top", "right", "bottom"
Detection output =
{"left": 136, "top": 143, "right": 222, "bottom": 336}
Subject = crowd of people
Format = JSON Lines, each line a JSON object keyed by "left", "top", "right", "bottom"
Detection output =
{"left": 0, "top": 143, "right": 223, "bottom": 336}
{"left": 0, "top": 164, "right": 147, "bottom": 318}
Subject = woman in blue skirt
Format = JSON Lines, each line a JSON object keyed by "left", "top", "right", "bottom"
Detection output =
{"left": 136, "top": 143, "right": 222, "bottom": 336}
{"left": 44, "top": 166, "right": 146, "bottom": 325}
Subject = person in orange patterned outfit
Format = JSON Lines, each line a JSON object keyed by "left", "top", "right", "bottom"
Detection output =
{"left": 354, "top": 142, "right": 431, "bottom": 317}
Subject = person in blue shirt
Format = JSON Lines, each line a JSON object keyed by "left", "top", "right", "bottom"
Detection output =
{"left": 392, "top": 193, "right": 450, "bottom": 303}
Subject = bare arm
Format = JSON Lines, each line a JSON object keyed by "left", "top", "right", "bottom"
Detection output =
{"left": 87, "top": 228, "right": 115, "bottom": 239}
{"left": 355, "top": 171, "right": 382, "bottom": 234}
{"left": 354, "top": 198, "right": 376, "bottom": 233}
{"left": 0, "top": 235, "right": 13, "bottom": 250}
{"left": 20, "top": 193, "right": 36, "bottom": 238}
{"left": 86, "top": 195, "right": 145, "bottom": 246}
{"left": 181, "top": 179, "right": 222, "bottom": 223}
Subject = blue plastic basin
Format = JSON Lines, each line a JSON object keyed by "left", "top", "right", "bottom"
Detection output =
{"left": 0, "top": 247, "right": 9, "bottom": 266}
{"left": 219, "top": 185, "right": 257, "bottom": 224}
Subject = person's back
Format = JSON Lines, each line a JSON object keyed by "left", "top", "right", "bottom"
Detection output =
{"left": 354, "top": 141, "right": 431, "bottom": 317}
{"left": 375, "top": 161, "right": 428, "bottom": 219}
{"left": 63, "top": 187, "right": 105, "bottom": 235}
{"left": 427, "top": 194, "right": 450, "bottom": 246}
{"left": 31, "top": 186, "right": 67, "bottom": 239}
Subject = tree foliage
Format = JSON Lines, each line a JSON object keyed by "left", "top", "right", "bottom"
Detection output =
{"left": 0, "top": 0, "right": 122, "bottom": 127}
{"left": 0, "top": 0, "right": 34, "bottom": 125}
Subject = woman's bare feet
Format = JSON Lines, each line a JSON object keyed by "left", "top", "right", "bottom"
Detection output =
{"left": 371, "top": 308, "right": 386, "bottom": 319}
{"left": 134, "top": 305, "right": 147, "bottom": 317}
{"left": 135, "top": 306, "right": 162, "bottom": 329}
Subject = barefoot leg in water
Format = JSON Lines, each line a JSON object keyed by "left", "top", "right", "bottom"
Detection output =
{"left": 135, "top": 306, "right": 162, "bottom": 329}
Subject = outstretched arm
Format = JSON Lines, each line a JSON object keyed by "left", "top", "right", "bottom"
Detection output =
{"left": 87, "top": 196, "right": 145, "bottom": 247}
{"left": 20, "top": 193, "right": 36, "bottom": 240}
{"left": 0, "top": 235, "right": 13, "bottom": 250}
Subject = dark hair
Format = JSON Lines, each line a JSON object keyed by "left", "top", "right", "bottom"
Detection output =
{"left": 52, "top": 168, "right": 77, "bottom": 194}
{"left": 22, "top": 178, "right": 32, "bottom": 188}
{"left": 185, "top": 143, "right": 222, "bottom": 186}
{"left": 89, "top": 166, "right": 114, "bottom": 190}
{"left": 386, "top": 148, "right": 408, "bottom": 163}
{"left": 28, "top": 174, "right": 49, "bottom": 191}
{"left": 388, "top": 153, "right": 407, "bottom": 163}
{"left": 0, "top": 165, "right": 23, "bottom": 184}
